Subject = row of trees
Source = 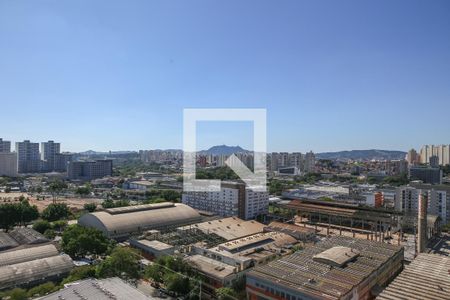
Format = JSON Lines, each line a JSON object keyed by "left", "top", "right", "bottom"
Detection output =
{"left": 0, "top": 197, "right": 39, "bottom": 231}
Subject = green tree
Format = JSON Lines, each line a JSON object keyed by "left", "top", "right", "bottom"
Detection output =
{"left": 44, "top": 228, "right": 56, "bottom": 239}
{"left": 96, "top": 247, "right": 140, "bottom": 279}
{"left": 83, "top": 203, "right": 97, "bottom": 212}
{"left": 42, "top": 203, "right": 70, "bottom": 221}
{"left": 61, "top": 225, "right": 110, "bottom": 258}
{"left": 33, "top": 220, "right": 52, "bottom": 234}
{"left": 164, "top": 273, "right": 191, "bottom": 295}
{"left": 0, "top": 199, "right": 39, "bottom": 231}
{"left": 7, "top": 288, "right": 27, "bottom": 300}
{"left": 52, "top": 220, "right": 68, "bottom": 232}
{"left": 216, "top": 287, "right": 237, "bottom": 300}
{"left": 48, "top": 180, "right": 68, "bottom": 203}
{"left": 76, "top": 185, "right": 92, "bottom": 197}
{"left": 62, "top": 265, "right": 97, "bottom": 284}
{"left": 27, "top": 282, "right": 56, "bottom": 298}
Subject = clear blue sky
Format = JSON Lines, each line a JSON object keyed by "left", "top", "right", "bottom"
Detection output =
{"left": 1, "top": 0, "right": 449, "bottom": 153}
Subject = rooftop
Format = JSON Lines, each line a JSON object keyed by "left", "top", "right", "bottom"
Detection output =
{"left": 248, "top": 236, "right": 402, "bottom": 299}
{"left": 186, "top": 255, "right": 236, "bottom": 281}
{"left": 133, "top": 239, "right": 173, "bottom": 251}
{"left": 39, "top": 277, "right": 152, "bottom": 300}
{"left": 377, "top": 253, "right": 450, "bottom": 300}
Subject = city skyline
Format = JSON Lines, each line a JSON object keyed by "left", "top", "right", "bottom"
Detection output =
{"left": 1, "top": 1, "right": 450, "bottom": 152}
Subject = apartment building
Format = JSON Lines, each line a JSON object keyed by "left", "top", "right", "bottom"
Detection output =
{"left": 68, "top": 159, "right": 113, "bottom": 181}
{"left": 0, "top": 138, "right": 11, "bottom": 153}
{"left": 420, "top": 144, "right": 450, "bottom": 166}
{"left": 0, "top": 152, "right": 17, "bottom": 177}
{"left": 182, "top": 181, "right": 269, "bottom": 220}
{"left": 15, "top": 140, "right": 40, "bottom": 173}
{"left": 40, "top": 140, "right": 61, "bottom": 172}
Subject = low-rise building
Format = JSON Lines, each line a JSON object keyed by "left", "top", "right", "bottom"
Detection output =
{"left": 130, "top": 239, "right": 174, "bottom": 259}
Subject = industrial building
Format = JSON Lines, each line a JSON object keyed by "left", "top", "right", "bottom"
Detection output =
{"left": 39, "top": 277, "right": 151, "bottom": 300}
{"left": 78, "top": 202, "right": 202, "bottom": 240}
{"left": 377, "top": 253, "right": 450, "bottom": 300}
{"left": 0, "top": 244, "right": 73, "bottom": 290}
{"left": 177, "top": 217, "right": 265, "bottom": 241}
{"left": 0, "top": 228, "right": 49, "bottom": 252}
{"left": 246, "top": 236, "right": 403, "bottom": 300}
{"left": 263, "top": 221, "right": 316, "bottom": 242}
{"left": 130, "top": 239, "right": 175, "bottom": 259}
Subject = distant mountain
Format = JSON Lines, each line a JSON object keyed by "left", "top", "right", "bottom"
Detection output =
{"left": 199, "top": 145, "right": 249, "bottom": 155}
{"left": 316, "top": 149, "right": 406, "bottom": 161}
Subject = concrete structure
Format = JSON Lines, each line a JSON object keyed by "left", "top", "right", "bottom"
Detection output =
{"left": 0, "top": 244, "right": 73, "bottom": 290}
{"left": 264, "top": 221, "right": 316, "bottom": 241}
{"left": 247, "top": 236, "right": 403, "bottom": 300}
{"left": 420, "top": 144, "right": 450, "bottom": 166}
{"left": 16, "top": 140, "right": 40, "bottom": 173}
{"left": 39, "top": 277, "right": 151, "bottom": 300}
{"left": 377, "top": 253, "right": 450, "bottom": 300}
{"left": 177, "top": 217, "right": 265, "bottom": 241}
{"left": 304, "top": 151, "right": 316, "bottom": 173}
{"left": 41, "top": 140, "right": 60, "bottom": 172}
{"left": 0, "top": 138, "right": 11, "bottom": 153}
{"left": 409, "top": 166, "right": 442, "bottom": 184}
{"left": 185, "top": 254, "right": 239, "bottom": 288}
{"left": 0, "top": 152, "right": 17, "bottom": 177}
{"left": 130, "top": 239, "right": 174, "bottom": 259}
{"left": 182, "top": 181, "right": 269, "bottom": 220}
{"left": 396, "top": 184, "right": 450, "bottom": 225}
{"left": 68, "top": 159, "right": 113, "bottom": 181}
{"left": 78, "top": 202, "right": 202, "bottom": 240}
{"left": 406, "top": 148, "right": 420, "bottom": 165}
{"left": 417, "top": 192, "right": 428, "bottom": 253}
{"left": 192, "top": 232, "right": 297, "bottom": 272}
{"left": 54, "top": 152, "right": 73, "bottom": 172}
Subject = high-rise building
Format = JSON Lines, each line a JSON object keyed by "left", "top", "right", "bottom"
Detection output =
{"left": 182, "top": 181, "right": 268, "bottom": 220}
{"left": 0, "top": 138, "right": 11, "bottom": 153}
{"left": 55, "top": 153, "right": 74, "bottom": 172}
{"left": 269, "top": 152, "right": 279, "bottom": 173}
{"left": 67, "top": 159, "right": 113, "bottom": 181}
{"left": 289, "top": 152, "right": 303, "bottom": 170}
{"left": 41, "top": 140, "right": 61, "bottom": 172}
{"left": 304, "top": 151, "right": 316, "bottom": 173}
{"left": 406, "top": 148, "right": 420, "bottom": 165}
{"left": 420, "top": 144, "right": 450, "bottom": 166}
{"left": 15, "top": 140, "right": 40, "bottom": 173}
{"left": 409, "top": 166, "right": 442, "bottom": 184}
{"left": 0, "top": 152, "right": 18, "bottom": 177}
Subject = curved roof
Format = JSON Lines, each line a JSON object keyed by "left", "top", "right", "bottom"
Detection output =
{"left": 0, "top": 244, "right": 58, "bottom": 267}
{"left": 0, "top": 254, "right": 73, "bottom": 290}
{"left": 0, "top": 231, "right": 19, "bottom": 251}
{"left": 78, "top": 203, "right": 201, "bottom": 236}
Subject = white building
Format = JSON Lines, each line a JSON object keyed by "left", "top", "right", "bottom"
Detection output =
{"left": 0, "top": 152, "right": 18, "bottom": 177}
{"left": 420, "top": 144, "right": 450, "bottom": 166}
{"left": 182, "top": 181, "right": 269, "bottom": 220}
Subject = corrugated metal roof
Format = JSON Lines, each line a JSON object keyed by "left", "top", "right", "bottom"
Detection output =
{"left": 0, "top": 254, "right": 73, "bottom": 290}
{"left": 39, "top": 277, "right": 153, "bottom": 300}
{"left": 0, "top": 244, "right": 58, "bottom": 267}
{"left": 8, "top": 228, "right": 49, "bottom": 245}
{"left": 78, "top": 203, "right": 201, "bottom": 236}
{"left": 377, "top": 253, "right": 450, "bottom": 300}
{"left": 0, "top": 231, "right": 19, "bottom": 251}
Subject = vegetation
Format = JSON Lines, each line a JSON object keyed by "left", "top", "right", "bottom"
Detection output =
{"left": 26, "top": 282, "right": 56, "bottom": 298}
{"left": 32, "top": 220, "right": 52, "bottom": 234}
{"left": 382, "top": 174, "right": 409, "bottom": 186}
{"left": 83, "top": 203, "right": 97, "bottom": 212}
{"left": 75, "top": 184, "right": 92, "bottom": 196}
{"left": 0, "top": 197, "right": 39, "bottom": 231}
{"left": 96, "top": 247, "right": 140, "bottom": 279}
{"left": 61, "top": 225, "right": 112, "bottom": 258}
{"left": 145, "top": 189, "right": 181, "bottom": 202}
{"left": 47, "top": 179, "right": 68, "bottom": 203}
{"left": 62, "top": 265, "right": 97, "bottom": 284}
{"left": 101, "top": 199, "right": 130, "bottom": 209}
{"left": 216, "top": 287, "right": 238, "bottom": 300}
{"left": 196, "top": 166, "right": 239, "bottom": 180}
{"left": 2, "top": 288, "right": 28, "bottom": 300}
{"left": 41, "top": 203, "right": 70, "bottom": 221}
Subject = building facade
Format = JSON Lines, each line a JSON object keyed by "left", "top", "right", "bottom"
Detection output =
{"left": 67, "top": 159, "right": 113, "bottom": 181}
{"left": 0, "top": 138, "right": 11, "bottom": 153}
{"left": 182, "top": 181, "right": 269, "bottom": 220}
{"left": 420, "top": 144, "right": 450, "bottom": 166}
{"left": 15, "top": 140, "right": 40, "bottom": 173}
{"left": 409, "top": 166, "right": 442, "bottom": 184}
{"left": 0, "top": 152, "right": 17, "bottom": 177}
{"left": 40, "top": 140, "right": 61, "bottom": 172}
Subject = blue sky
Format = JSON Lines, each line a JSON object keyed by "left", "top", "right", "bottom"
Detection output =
{"left": 0, "top": 0, "right": 449, "bottom": 153}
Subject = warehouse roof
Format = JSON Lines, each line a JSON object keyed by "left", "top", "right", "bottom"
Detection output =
{"left": 177, "top": 217, "right": 264, "bottom": 240}
{"left": 0, "top": 244, "right": 58, "bottom": 267}
{"left": 8, "top": 228, "right": 49, "bottom": 245}
{"left": 0, "top": 254, "right": 73, "bottom": 290}
{"left": 377, "top": 253, "right": 450, "bottom": 300}
{"left": 39, "top": 277, "right": 152, "bottom": 300}
{"left": 78, "top": 203, "right": 201, "bottom": 237}
{"left": 186, "top": 255, "right": 236, "bottom": 281}
{"left": 248, "top": 236, "right": 403, "bottom": 300}
{"left": 0, "top": 231, "right": 19, "bottom": 251}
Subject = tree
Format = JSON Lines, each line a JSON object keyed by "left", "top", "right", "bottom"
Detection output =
{"left": 52, "top": 220, "right": 68, "bottom": 232}
{"left": 42, "top": 203, "right": 70, "bottom": 221}
{"left": 44, "top": 229, "right": 56, "bottom": 239}
{"left": 48, "top": 180, "right": 68, "bottom": 203}
{"left": 61, "top": 225, "right": 111, "bottom": 258}
{"left": 0, "top": 199, "right": 39, "bottom": 231}
{"left": 33, "top": 220, "right": 52, "bottom": 234}
{"left": 27, "top": 282, "right": 56, "bottom": 298}
{"left": 76, "top": 185, "right": 92, "bottom": 197}
{"left": 83, "top": 203, "right": 97, "bottom": 212}
{"left": 96, "top": 247, "right": 140, "bottom": 279}
{"left": 216, "top": 287, "right": 237, "bottom": 300}
{"left": 101, "top": 199, "right": 129, "bottom": 209}
{"left": 7, "top": 288, "right": 27, "bottom": 300}
{"left": 62, "top": 265, "right": 97, "bottom": 284}
{"left": 164, "top": 273, "right": 191, "bottom": 295}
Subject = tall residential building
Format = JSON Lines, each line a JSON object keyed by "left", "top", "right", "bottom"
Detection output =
{"left": 182, "top": 181, "right": 269, "bottom": 220}
{"left": 15, "top": 140, "right": 40, "bottom": 173}
{"left": 406, "top": 148, "right": 420, "bottom": 165}
{"left": 0, "top": 138, "right": 11, "bottom": 153}
{"left": 420, "top": 144, "right": 450, "bottom": 166}
{"left": 304, "top": 151, "right": 316, "bottom": 173}
{"left": 55, "top": 153, "right": 74, "bottom": 172}
{"left": 279, "top": 152, "right": 289, "bottom": 168}
{"left": 0, "top": 152, "right": 18, "bottom": 177}
{"left": 67, "top": 159, "right": 113, "bottom": 181}
{"left": 396, "top": 183, "right": 450, "bottom": 224}
{"left": 269, "top": 152, "right": 279, "bottom": 173}
{"left": 41, "top": 140, "right": 61, "bottom": 172}
{"left": 289, "top": 152, "right": 303, "bottom": 170}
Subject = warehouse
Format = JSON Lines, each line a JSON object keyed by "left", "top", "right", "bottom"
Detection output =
{"left": 247, "top": 236, "right": 403, "bottom": 300}
{"left": 78, "top": 202, "right": 202, "bottom": 240}
{"left": 377, "top": 253, "right": 450, "bottom": 300}
{"left": 0, "top": 253, "right": 73, "bottom": 290}
{"left": 0, "top": 231, "right": 19, "bottom": 251}
{"left": 0, "top": 244, "right": 58, "bottom": 266}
